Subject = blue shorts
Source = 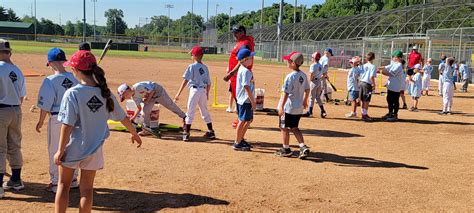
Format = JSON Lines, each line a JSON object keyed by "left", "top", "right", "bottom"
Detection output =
{"left": 348, "top": 90, "right": 360, "bottom": 101}
{"left": 237, "top": 103, "right": 253, "bottom": 121}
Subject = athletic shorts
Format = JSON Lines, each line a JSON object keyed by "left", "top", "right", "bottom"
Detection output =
{"left": 237, "top": 103, "right": 253, "bottom": 121}
{"left": 359, "top": 82, "right": 373, "bottom": 102}
{"left": 411, "top": 96, "right": 420, "bottom": 100}
{"left": 279, "top": 113, "right": 302, "bottom": 129}
{"left": 61, "top": 147, "right": 104, "bottom": 171}
{"left": 348, "top": 90, "right": 360, "bottom": 101}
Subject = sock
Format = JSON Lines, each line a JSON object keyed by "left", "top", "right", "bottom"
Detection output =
{"left": 184, "top": 124, "right": 191, "bottom": 133}
{"left": 206, "top": 123, "right": 213, "bottom": 131}
{"left": 283, "top": 144, "right": 290, "bottom": 149}
{"left": 0, "top": 173, "right": 4, "bottom": 186}
{"left": 361, "top": 108, "right": 367, "bottom": 115}
{"left": 298, "top": 143, "right": 306, "bottom": 148}
{"left": 308, "top": 107, "right": 313, "bottom": 114}
{"left": 319, "top": 105, "right": 325, "bottom": 112}
{"left": 11, "top": 168, "right": 21, "bottom": 182}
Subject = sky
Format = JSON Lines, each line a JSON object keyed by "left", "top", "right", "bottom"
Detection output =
{"left": 2, "top": 0, "right": 325, "bottom": 27}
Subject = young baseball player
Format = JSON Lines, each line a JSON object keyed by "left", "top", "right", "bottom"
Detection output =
{"left": 379, "top": 50, "right": 404, "bottom": 122}
{"left": 359, "top": 52, "right": 377, "bottom": 121}
{"left": 54, "top": 50, "right": 142, "bottom": 212}
{"left": 35, "top": 48, "right": 80, "bottom": 193}
{"left": 118, "top": 81, "right": 187, "bottom": 136}
{"left": 175, "top": 46, "right": 215, "bottom": 141}
{"left": 438, "top": 55, "right": 447, "bottom": 96}
{"left": 440, "top": 57, "right": 456, "bottom": 115}
{"left": 305, "top": 51, "right": 327, "bottom": 118}
{"left": 409, "top": 64, "right": 422, "bottom": 111}
{"left": 275, "top": 51, "right": 310, "bottom": 159}
{"left": 421, "top": 58, "right": 433, "bottom": 96}
{"left": 460, "top": 61, "right": 470, "bottom": 92}
{"left": 233, "top": 48, "right": 256, "bottom": 151}
{"left": 400, "top": 59, "right": 408, "bottom": 109}
{"left": 345, "top": 56, "right": 363, "bottom": 118}
{"left": 0, "top": 39, "right": 25, "bottom": 198}
{"left": 320, "top": 48, "right": 333, "bottom": 102}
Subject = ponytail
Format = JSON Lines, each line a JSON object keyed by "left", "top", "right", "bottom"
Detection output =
{"left": 92, "top": 65, "right": 114, "bottom": 112}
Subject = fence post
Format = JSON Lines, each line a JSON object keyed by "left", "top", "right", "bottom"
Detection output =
{"left": 458, "top": 28, "right": 463, "bottom": 60}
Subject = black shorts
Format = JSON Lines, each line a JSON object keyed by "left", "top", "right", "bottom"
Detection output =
{"left": 359, "top": 82, "right": 373, "bottom": 102}
{"left": 279, "top": 113, "right": 302, "bottom": 129}
{"left": 407, "top": 68, "right": 414, "bottom": 76}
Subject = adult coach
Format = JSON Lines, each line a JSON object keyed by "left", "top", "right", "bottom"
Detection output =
{"left": 407, "top": 46, "right": 423, "bottom": 76}
{"left": 223, "top": 25, "right": 255, "bottom": 98}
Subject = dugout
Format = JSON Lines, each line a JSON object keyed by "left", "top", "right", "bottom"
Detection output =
{"left": 0, "top": 21, "right": 34, "bottom": 40}
{"left": 91, "top": 41, "right": 139, "bottom": 51}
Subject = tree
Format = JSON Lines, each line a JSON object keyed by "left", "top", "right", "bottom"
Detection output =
{"left": 6, "top": 9, "right": 20, "bottom": 22}
{"left": 104, "top": 9, "right": 128, "bottom": 35}
{"left": 64, "top": 21, "right": 75, "bottom": 36}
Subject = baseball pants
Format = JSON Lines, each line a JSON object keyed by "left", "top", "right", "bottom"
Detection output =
{"left": 0, "top": 106, "right": 22, "bottom": 174}
{"left": 48, "top": 115, "right": 78, "bottom": 184}
{"left": 143, "top": 87, "right": 186, "bottom": 126}
{"left": 438, "top": 76, "right": 444, "bottom": 95}
{"left": 422, "top": 74, "right": 431, "bottom": 91}
{"left": 461, "top": 78, "right": 469, "bottom": 91}
{"left": 442, "top": 82, "right": 454, "bottom": 112}
{"left": 185, "top": 87, "right": 212, "bottom": 125}
{"left": 309, "top": 81, "right": 323, "bottom": 108}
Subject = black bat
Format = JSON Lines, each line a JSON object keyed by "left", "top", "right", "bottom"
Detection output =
{"left": 97, "top": 39, "right": 113, "bottom": 65}
{"left": 327, "top": 79, "right": 337, "bottom": 92}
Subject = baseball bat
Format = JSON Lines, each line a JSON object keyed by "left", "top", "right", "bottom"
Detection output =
{"left": 97, "top": 39, "right": 113, "bottom": 65}
{"left": 327, "top": 79, "right": 338, "bottom": 92}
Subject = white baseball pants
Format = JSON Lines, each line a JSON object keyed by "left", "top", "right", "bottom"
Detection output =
{"left": 442, "top": 82, "right": 454, "bottom": 112}
{"left": 185, "top": 88, "right": 212, "bottom": 125}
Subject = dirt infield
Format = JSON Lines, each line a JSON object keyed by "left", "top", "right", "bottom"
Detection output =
{"left": 1, "top": 53, "right": 473, "bottom": 211}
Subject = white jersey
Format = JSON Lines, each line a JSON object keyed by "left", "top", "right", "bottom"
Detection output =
{"left": 423, "top": 64, "right": 433, "bottom": 76}
{"left": 58, "top": 84, "right": 126, "bottom": 163}
{"left": 309, "top": 62, "right": 323, "bottom": 83}
{"left": 0, "top": 61, "right": 26, "bottom": 105}
{"left": 360, "top": 62, "right": 377, "bottom": 85}
{"left": 282, "top": 70, "right": 310, "bottom": 115}
{"left": 384, "top": 61, "right": 404, "bottom": 92}
{"left": 132, "top": 81, "right": 161, "bottom": 105}
{"left": 236, "top": 66, "right": 255, "bottom": 105}
{"left": 183, "top": 62, "right": 211, "bottom": 88}
{"left": 37, "top": 72, "right": 79, "bottom": 113}
{"left": 319, "top": 56, "right": 329, "bottom": 74}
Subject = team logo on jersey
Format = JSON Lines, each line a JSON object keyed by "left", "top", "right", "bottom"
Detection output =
{"left": 9, "top": 71, "right": 17, "bottom": 83}
{"left": 199, "top": 68, "right": 205, "bottom": 75}
{"left": 86, "top": 95, "right": 103, "bottom": 113}
{"left": 61, "top": 78, "right": 74, "bottom": 89}
{"left": 299, "top": 76, "right": 304, "bottom": 84}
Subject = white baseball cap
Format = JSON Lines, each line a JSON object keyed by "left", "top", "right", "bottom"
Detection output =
{"left": 412, "top": 45, "right": 418, "bottom": 50}
{"left": 413, "top": 64, "right": 422, "bottom": 69}
{"left": 117, "top": 83, "right": 130, "bottom": 102}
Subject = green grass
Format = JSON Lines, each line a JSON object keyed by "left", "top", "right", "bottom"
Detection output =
{"left": 9, "top": 40, "right": 285, "bottom": 65}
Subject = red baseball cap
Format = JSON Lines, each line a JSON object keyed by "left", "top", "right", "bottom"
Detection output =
{"left": 311, "top": 51, "right": 321, "bottom": 60}
{"left": 190, "top": 46, "right": 204, "bottom": 56}
{"left": 283, "top": 51, "right": 304, "bottom": 65}
{"left": 64, "top": 50, "right": 97, "bottom": 71}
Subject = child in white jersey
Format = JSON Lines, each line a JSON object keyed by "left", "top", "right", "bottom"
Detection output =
{"left": 345, "top": 56, "right": 363, "bottom": 118}
{"left": 421, "top": 58, "right": 433, "bottom": 96}
{"left": 54, "top": 50, "right": 141, "bottom": 212}
{"left": 359, "top": 52, "right": 377, "bottom": 121}
{"left": 305, "top": 51, "right": 327, "bottom": 118}
{"left": 409, "top": 64, "right": 422, "bottom": 111}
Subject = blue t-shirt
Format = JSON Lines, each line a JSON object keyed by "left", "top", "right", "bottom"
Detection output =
{"left": 283, "top": 70, "right": 310, "bottom": 115}
{"left": 410, "top": 73, "right": 422, "bottom": 97}
{"left": 384, "top": 61, "right": 404, "bottom": 92}
{"left": 309, "top": 63, "right": 323, "bottom": 83}
{"left": 236, "top": 66, "right": 254, "bottom": 105}
{"left": 347, "top": 66, "right": 363, "bottom": 91}
{"left": 58, "top": 84, "right": 126, "bottom": 163}
{"left": 423, "top": 64, "right": 433, "bottom": 76}
{"left": 37, "top": 72, "right": 79, "bottom": 113}
{"left": 360, "top": 63, "right": 377, "bottom": 84}
{"left": 183, "top": 62, "right": 211, "bottom": 88}
{"left": 460, "top": 64, "right": 470, "bottom": 79}
{"left": 0, "top": 62, "right": 26, "bottom": 105}
{"left": 442, "top": 65, "right": 455, "bottom": 83}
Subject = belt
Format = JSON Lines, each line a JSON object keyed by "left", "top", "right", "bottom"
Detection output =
{"left": 50, "top": 112, "right": 59, "bottom": 115}
{"left": 192, "top": 86, "right": 206, "bottom": 89}
{"left": 0, "top": 104, "right": 19, "bottom": 108}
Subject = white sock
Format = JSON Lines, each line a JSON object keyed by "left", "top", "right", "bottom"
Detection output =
{"left": 361, "top": 108, "right": 367, "bottom": 115}
{"left": 283, "top": 144, "right": 290, "bottom": 149}
{"left": 298, "top": 143, "right": 306, "bottom": 148}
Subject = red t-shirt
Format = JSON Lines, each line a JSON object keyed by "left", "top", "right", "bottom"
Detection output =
{"left": 408, "top": 51, "right": 422, "bottom": 68}
{"left": 228, "top": 35, "right": 255, "bottom": 98}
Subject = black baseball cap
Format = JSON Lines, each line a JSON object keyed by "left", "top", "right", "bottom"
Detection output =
{"left": 79, "top": 42, "right": 91, "bottom": 51}
{"left": 231, "top": 25, "right": 246, "bottom": 34}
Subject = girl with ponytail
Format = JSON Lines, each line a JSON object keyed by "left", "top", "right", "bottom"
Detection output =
{"left": 54, "top": 50, "right": 142, "bottom": 213}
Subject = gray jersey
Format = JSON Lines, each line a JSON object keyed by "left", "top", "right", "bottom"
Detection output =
{"left": 0, "top": 62, "right": 26, "bottom": 105}
{"left": 183, "top": 62, "right": 211, "bottom": 88}
{"left": 283, "top": 70, "right": 310, "bottom": 115}
{"left": 37, "top": 72, "right": 79, "bottom": 113}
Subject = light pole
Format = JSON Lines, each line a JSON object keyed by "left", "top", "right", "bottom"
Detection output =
{"left": 92, "top": 0, "right": 97, "bottom": 40}
{"left": 292, "top": 0, "right": 297, "bottom": 50}
{"left": 215, "top": 4, "right": 219, "bottom": 29}
{"left": 206, "top": 0, "right": 209, "bottom": 23}
{"left": 191, "top": 0, "right": 194, "bottom": 44}
{"left": 165, "top": 4, "right": 174, "bottom": 46}
{"left": 34, "top": 0, "right": 36, "bottom": 41}
{"left": 83, "top": 0, "right": 86, "bottom": 42}
{"left": 277, "top": 0, "right": 283, "bottom": 61}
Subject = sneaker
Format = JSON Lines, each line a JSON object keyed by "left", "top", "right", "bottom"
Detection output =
{"left": 402, "top": 103, "right": 408, "bottom": 109}
{"left": 232, "top": 141, "right": 251, "bottom": 151}
{"left": 274, "top": 148, "right": 292, "bottom": 157}
{"left": 381, "top": 113, "right": 391, "bottom": 120}
{"left": 182, "top": 132, "right": 190, "bottom": 141}
{"left": 298, "top": 145, "right": 310, "bottom": 159}
{"left": 204, "top": 130, "right": 216, "bottom": 139}
{"left": 345, "top": 112, "right": 357, "bottom": 118}
{"left": 412, "top": 107, "right": 419, "bottom": 112}
{"left": 361, "top": 114, "right": 372, "bottom": 122}
{"left": 71, "top": 179, "right": 79, "bottom": 189}
{"left": 409, "top": 107, "right": 415, "bottom": 111}
{"left": 446, "top": 111, "right": 452, "bottom": 115}
{"left": 0, "top": 188, "right": 4, "bottom": 198}
{"left": 241, "top": 139, "right": 252, "bottom": 148}
{"left": 438, "top": 111, "right": 447, "bottom": 115}
{"left": 386, "top": 114, "right": 398, "bottom": 122}
{"left": 45, "top": 183, "right": 58, "bottom": 193}
{"left": 320, "top": 111, "right": 327, "bottom": 118}
{"left": 3, "top": 179, "right": 24, "bottom": 191}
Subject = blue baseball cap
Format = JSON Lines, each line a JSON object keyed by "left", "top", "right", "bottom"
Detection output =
{"left": 237, "top": 48, "right": 256, "bottom": 60}
{"left": 47, "top": 48, "right": 67, "bottom": 66}
{"left": 325, "top": 48, "right": 333, "bottom": 56}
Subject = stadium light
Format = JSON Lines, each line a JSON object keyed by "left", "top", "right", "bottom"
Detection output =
{"left": 215, "top": 3, "right": 219, "bottom": 29}
{"left": 92, "top": 0, "right": 97, "bottom": 40}
{"left": 191, "top": 0, "right": 194, "bottom": 44}
{"left": 277, "top": 0, "right": 283, "bottom": 61}
{"left": 165, "top": 4, "right": 174, "bottom": 46}
{"left": 34, "top": 0, "right": 37, "bottom": 41}
{"left": 83, "top": 0, "right": 86, "bottom": 42}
